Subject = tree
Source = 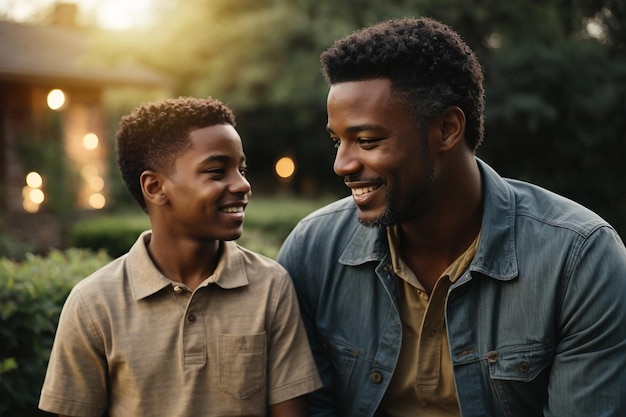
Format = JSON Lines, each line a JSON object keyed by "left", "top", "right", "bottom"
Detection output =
{"left": 91, "top": 0, "right": 626, "bottom": 234}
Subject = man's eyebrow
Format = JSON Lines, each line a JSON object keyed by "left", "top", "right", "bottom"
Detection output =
{"left": 326, "top": 124, "right": 386, "bottom": 134}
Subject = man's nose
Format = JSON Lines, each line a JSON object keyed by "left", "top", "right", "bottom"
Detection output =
{"left": 333, "top": 143, "right": 361, "bottom": 177}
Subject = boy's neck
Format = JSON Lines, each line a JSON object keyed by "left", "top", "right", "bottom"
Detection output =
{"left": 147, "top": 232, "right": 221, "bottom": 291}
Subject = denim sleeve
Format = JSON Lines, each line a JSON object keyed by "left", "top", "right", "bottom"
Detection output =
{"left": 277, "top": 228, "right": 341, "bottom": 417}
{"left": 547, "top": 226, "right": 626, "bottom": 416}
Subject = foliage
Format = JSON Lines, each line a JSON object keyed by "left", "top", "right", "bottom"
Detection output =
{"left": 481, "top": 37, "right": 626, "bottom": 235}
{"left": 0, "top": 249, "right": 111, "bottom": 416}
{"left": 0, "top": 234, "right": 34, "bottom": 261}
{"left": 15, "top": 112, "right": 78, "bottom": 226}
{"left": 86, "top": 0, "right": 626, "bottom": 236}
{"left": 70, "top": 212, "right": 150, "bottom": 258}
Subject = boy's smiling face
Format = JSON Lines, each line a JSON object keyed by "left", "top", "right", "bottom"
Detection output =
{"left": 160, "top": 123, "right": 251, "bottom": 242}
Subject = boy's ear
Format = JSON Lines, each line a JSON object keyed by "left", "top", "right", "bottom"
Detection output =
{"left": 433, "top": 106, "right": 466, "bottom": 152}
{"left": 141, "top": 170, "right": 167, "bottom": 207}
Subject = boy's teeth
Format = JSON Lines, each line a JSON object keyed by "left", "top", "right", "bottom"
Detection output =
{"left": 223, "top": 207, "right": 243, "bottom": 213}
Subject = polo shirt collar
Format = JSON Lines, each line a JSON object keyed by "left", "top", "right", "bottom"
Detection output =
{"left": 127, "top": 231, "right": 248, "bottom": 300}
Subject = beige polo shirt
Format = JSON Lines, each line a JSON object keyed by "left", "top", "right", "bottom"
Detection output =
{"left": 39, "top": 231, "right": 321, "bottom": 417}
{"left": 379, "top": 226, "right": 479, "bottom": 417}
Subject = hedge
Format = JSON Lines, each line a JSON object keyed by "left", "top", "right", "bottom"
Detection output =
{"left": 0, "top": 249, "right": 111, "bottom": 416}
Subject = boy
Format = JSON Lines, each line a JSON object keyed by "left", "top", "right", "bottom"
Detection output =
{"left": 39, "top": 97, "right": 321, "bottom": 417}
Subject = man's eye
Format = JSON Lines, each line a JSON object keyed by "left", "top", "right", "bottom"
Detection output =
{"left": 358, "top": 138, "right": 380, "bottom": 148}
{"left": 331, "top": 137, "right": 340, "bottom": 149}
{"left": 239, "top": 167, "right": 248, "bottom": 176}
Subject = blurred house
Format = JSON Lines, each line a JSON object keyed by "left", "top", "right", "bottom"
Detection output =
{"left": 0, "top": 3, "right": 170, "bottom": 251}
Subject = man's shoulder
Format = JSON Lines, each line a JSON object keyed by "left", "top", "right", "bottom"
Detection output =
{"left": 479, "top": 159, "right": 611, "bottom": 236}
{"left": 297, "top": 196, "right": 357, "bottom": 227}
{"left": 504, "top": 177, "right": 610, "bottom": 235}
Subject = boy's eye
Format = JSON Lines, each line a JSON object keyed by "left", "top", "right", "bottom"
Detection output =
{"left": 239, "top": 167, "right": 248, "bottom": 176}
{"left": 205, "top": 168, "right": 225, "bottom": 177}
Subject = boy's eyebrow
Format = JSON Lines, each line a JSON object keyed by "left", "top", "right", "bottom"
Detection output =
{"left": 200, "top": 154, "right": 247, "bottom": 164}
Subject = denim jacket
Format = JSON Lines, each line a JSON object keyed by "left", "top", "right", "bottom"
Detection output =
{"left": 277, "top": 159, "right": 626, "bottom": 417}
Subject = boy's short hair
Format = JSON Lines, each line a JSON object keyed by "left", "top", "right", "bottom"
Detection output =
{"left": 115, "top": 96, "right": 236, "bottom": 210}
{"left": 321, "top": 17, "right": 485, "bottom": 150}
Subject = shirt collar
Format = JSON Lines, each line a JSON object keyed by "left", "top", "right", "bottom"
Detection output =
{"left": 127, "top": 231, "right": 249, "bottom": 300}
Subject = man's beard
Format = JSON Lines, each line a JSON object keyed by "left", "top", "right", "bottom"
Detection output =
{"left": 357, "top": 189, "right": 399, "bottom": 228}
{"left": 357, "top": 168, "right": 436, "bottom": 229}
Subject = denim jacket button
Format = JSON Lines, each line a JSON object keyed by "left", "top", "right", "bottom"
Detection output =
{"left": 519, "top": 361, "right": 530, "bottom": 373}
{"left": 370, "top": 371, "right": 383, "bottom": 384}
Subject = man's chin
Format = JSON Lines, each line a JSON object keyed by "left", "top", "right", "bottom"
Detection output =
{"left": 357, "top": 208, "right": 396, "bottom": 228}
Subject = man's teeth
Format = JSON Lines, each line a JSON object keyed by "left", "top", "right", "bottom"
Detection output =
{"left": 352, "top": 186, "right": 378, "bottom": 196}
{"left": 222, "top": 206, "right": 244, "bottom": 213}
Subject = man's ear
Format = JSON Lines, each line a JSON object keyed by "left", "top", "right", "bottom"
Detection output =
{"left": 141, "top": 170, "right": 167, "bottom": 207}
{"left": 434, "top": 106, "right": 466, "bottom": 152}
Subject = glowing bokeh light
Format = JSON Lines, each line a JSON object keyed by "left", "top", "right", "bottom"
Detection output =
{"left": 83, "top": 133, "right": 99, "bottom": 149}
{"left": 81, "top": 164, "right": 99, "bottom": 177}
{"left": 89, "top": 193, "right": 106, "bottom": 209}
{"left": 29, "top": 188, "right": 45, "bottom": 204}
{"left": 23, "top": 200, "right": 40, "bottom": 213}
{"left": 88, "top": 175, "right": 105, "bottom": 191}
{"left": 26, "top": 171, "right": 43, "bottom": 188}
{"left": 275, "top": 156, "right": 296, "bottom": 179}
{"left": 47, "top": 89, "right": 65, "bottom": 110}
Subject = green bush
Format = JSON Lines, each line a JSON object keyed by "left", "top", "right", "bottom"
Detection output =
{"left": 70, "top": 214, "right": 150, "bottom": 258}
{"left": 0, "top": 235, "right": 34, "bottom": 261}
{"left": 0, "top": 249, "right": 111, "bottom": 416}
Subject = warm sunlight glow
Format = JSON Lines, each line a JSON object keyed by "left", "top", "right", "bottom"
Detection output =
{"left": 83, "top": 133, "right": 99, "bottom": 149}
{"left": 0, "top": 0, "right": 155, "bottom": 30}
{"left": 95, "top": 0, "right": 153, "bottom": 30}
{"left": 26, "top": 172, "right": 43, "bottom": 188}
{"left": 47, "top": 89, "right": 65, "bottom": 110}
{"left": 275, "top": 156, "right": 296, "bottom": 179}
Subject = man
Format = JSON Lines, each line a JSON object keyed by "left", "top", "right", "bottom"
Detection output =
{"left": 277, "top": 17, "right": 626, "bottom": 417}
{"left": 39, "top": 97, "right": 321, "bottom": 417}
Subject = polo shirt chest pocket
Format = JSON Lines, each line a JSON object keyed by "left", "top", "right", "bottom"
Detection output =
{"left": 218, "top": 332, "right": 267, "bottom": 399}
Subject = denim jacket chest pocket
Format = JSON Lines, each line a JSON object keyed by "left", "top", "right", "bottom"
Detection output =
{"left": 483, "top": 343, "right": 554, "bottom": 417}
{"left": 486, "top": 343, "right": 554, "bottom": 382}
